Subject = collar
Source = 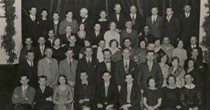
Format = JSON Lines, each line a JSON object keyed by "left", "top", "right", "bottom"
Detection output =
{"left": 67, "top": 58, "right": 73, "bottom": 63}
{"left": 82, "top": 81, "right": 88, "bottom": 85}
{"left": 27, "top": 60, "right": 33, "bottom": 66}
{"left": 185, "top": 84, "right": 195, "bottom": 89}
{"left": 46, "top": 58, "right": 52, "bottom": 64}
{"left": 123, "top": 59, "right": 130, "bottom": 63}
{"left": 22, "top": 85, "right": 28, "bottom": 90}
{"left": 104, "top": 82, "right": 110, "bottom": 87}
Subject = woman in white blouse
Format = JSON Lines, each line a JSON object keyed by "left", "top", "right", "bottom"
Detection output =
{"left": 104, "top": 21, "right": 120, "bottom": 48}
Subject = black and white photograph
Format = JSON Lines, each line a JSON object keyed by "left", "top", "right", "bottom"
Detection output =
{"left": 0, "top": 0, "right": 210, "bottom": 110}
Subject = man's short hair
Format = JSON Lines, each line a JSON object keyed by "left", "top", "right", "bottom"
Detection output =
{"left": 38, "top": 75, "right": 47, "bottom": 80}
{"left": 25, "top": 50, "right": 34, "bottom": 55}
{"left": 102, "top": 48, "right": 111, "bottom": 54}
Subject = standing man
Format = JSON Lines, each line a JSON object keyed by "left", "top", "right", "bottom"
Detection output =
{"left": 23, "top": 6, "right": 39, "bottom": 42}
{"left": 137, "top": 50, "right": 163, "bottom": 91}
{"left": 114, "top": 48, "right": 138, "bottom": 91}
{"left": 179, "top": 4, "right": 196, "bottom": 48}
{"left": 59, "top": 48, "right": 78, "bottom": 88}
{"left": 163, "top": 7, "right": 180, "bottom": 47}
{"left": 59, "top": 10, "right": 78, "bottom": 35}
{"left": 38, "top": 48, "right": 58, "bottom": 87}
{"left": 76, "top": 46, "right": 99, "bottom": 85}
{"left": 110, "top": 3, "right": 126, "bottom": 31}
{"left": 146, "top": 7, "right": 163, "bottom": 38}
{"left": 78, "top": 8, "right": 94, "bottom": 32}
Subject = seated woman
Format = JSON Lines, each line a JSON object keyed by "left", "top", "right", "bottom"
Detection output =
{"left": 53, "top": 75, "right": 74, "bottom": 110}
{"left": 169, "top": 56, "right": 186, "bottom": 88}
{"left": 109, "top": 39, "right": 122, "bottom": 62}
{"left": 181, "top": 74, "right": 202, "bottom": 110}
{"left": 161, "top": 75, "right": 181, "bottom": 110}
{"left": 52, "top": 37, "right": 65, "bottom": 62}
{"left": 157, "top": 52, "right": 170, "bottom": 87}
{"left": 143, "top": 77, "right": 162, "bottom": 110}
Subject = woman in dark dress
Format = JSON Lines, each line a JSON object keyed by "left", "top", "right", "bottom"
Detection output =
{"left": 98, "top": 10, "right": 109, "bottom": 32}
{"left": 76, "top": 23, "right": 89, "bottom": 47}
{"left": 52, "top": 37, "right": 65, "bottom": 62}
{"left": 143, "top": 77, "right": 162, "bottom": 110}
{"left": 181, "top": 74, "right": 202, "bottom": 110}
{"left": 135, "top": 39, "right": 147, "bottom": 64}
{"left": 161, "top": 75, "right": 181, "bottom": 110}
{"left": 185, "top": 59, "right": 201, "bottom": 88}
{"left": 154, "top": 38, "right": 165, "bottom": 55}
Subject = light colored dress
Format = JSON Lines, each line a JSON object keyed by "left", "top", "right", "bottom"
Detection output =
{"left": 104, "top": 30, "right": 120, "bottom": 48}
{"left": 53, "top": 85, "right": 74, "bottom": 110}
{"left": 172, "top": 48, "right": 187, "bottom": 67}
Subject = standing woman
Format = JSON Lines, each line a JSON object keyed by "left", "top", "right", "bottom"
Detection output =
{"left": 157, "top": 52, "right": 170, "bottom": 87}
{"left": 104, "top": 21, "right": 120, "bottom": 48}
{"left": 181, "top": 74, "right": 202, "bottom": 110}
{"left": 53, "top": 75, "right": 74, "bottom": 110}
{"left": 76, "top": 23, "right": 89, "bottom": 47}
{"left": 109, "top": 39, "right": 122, "bottom": 62}
{"left": 52, "top": 37, "right": 65, "bottom": 62}
{"left": 161, "top": 75, "right": 181, "bottom": 110}
{"left": 170, "top": 56, "right": 186, "bottom": 88}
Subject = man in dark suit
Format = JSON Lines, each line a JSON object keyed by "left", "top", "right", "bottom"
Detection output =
{"left": 16, "top": 50, "right": 38, "bottom": 88}
{"left": 186, "top": 36, "right": 203, "bottom": 59}
{"left": 137, "top": 50, "right": 163, "bottom": 91}
{"left": 123, "top": 38, "right": 136, "bottom": 59}
{"left": 89, "top": 23, "right": 105, "bottom": 48}
{"left": 12, "top": 74, "right": 36, "bottom": 110}
{"left": 23, "top": 6, "right": 39, "bottom": 43}
{"left": 34, "top": 75, "right": 53, "bottom": 110}
{"left": 163, "top": 7, "right": 181, "bottom": 47}
{"left": 120, "top": 20, "right": 139, "bottom": 48}
{"left": 76, "top": 46, "right": 99, "bottom": 85}
{"left": 110, "top": 3, "right": 126, "bottom": 30}
{"left": 97, "top": 49, "right": 116, "bottom": 85}
{"left": 34, "top": 36, "right": 48, "bottom": 63}
{"left": 114, "top": 48, "right": 138, "bottom": 91}
{"left": 48, "top": 12, "right": 60, "bottom": 36}
{"left": 60, "top": 25, "right": 75, "bottom": 45}
{"left": 179, "top": 4, "right": 196, "bottom": 48}
{"left": 63, "top": 35, "right": 81, "bottom": 60}
{"left": 74, "top": 72, "right": 96, "bottom": 110}
{"left": 38, "top": 9, "right": 50, "bottom": 37}
{"left": 19, "top": 37, "right": 34, "bottom": 64}
{"left": 128, "top": 5, "right": 144, "bottom": 33}
{"left": 146, "top": 7, "right": 163, "bottom": 38}
{"left": 78, "top": 8, "right": 94, "bottom": 32}
{"left": 119, "top": 74, "right": 141, "bottom": 110}
{"left": 45, "top": 29, "right": 55, "bottom": 47}
{"left": 96, "top": 71, "right": 119, "bottom": 110}
{"left": 59, "top": 48, "right": 78, "bottom": 88}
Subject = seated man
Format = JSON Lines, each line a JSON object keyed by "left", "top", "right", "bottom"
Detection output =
{"left": 12, "top": 74, "right": 36, "bottom": 110}
{"left": 34, "top": 75, "right": 53, "bottom": 110}
{"left": 119, "top": 74, "right": 141, "bottom": 110}
{"left": 96, "top": 71, "right": 119, "bottom": 110}
{"left": 74, "top": 72, "right": 95, "bottom": 110}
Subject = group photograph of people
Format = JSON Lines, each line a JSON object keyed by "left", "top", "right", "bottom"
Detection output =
{"left": 7, "top": 0, "right": 209, "bottom": 110}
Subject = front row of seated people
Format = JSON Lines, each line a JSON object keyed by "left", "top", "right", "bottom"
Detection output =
{"left": 12, "top": 72, "right": 201, "bottom": 110}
